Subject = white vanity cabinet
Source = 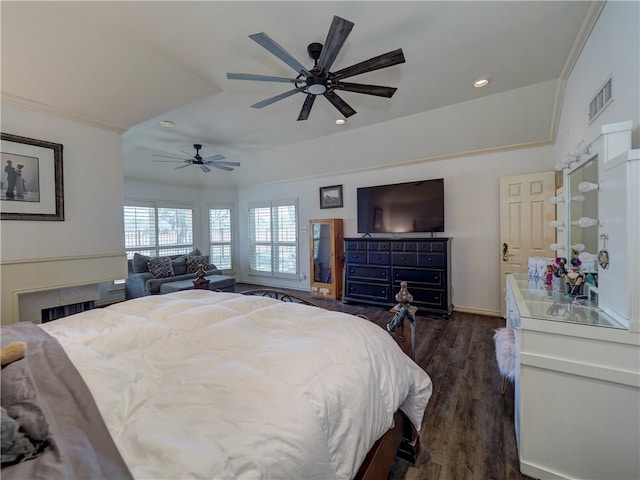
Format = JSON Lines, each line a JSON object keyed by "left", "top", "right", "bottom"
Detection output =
{"left": 506, "top": 274, "right": 639, "bottom": 480}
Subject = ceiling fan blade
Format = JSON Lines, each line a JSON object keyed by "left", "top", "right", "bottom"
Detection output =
{"left": 249, "top": 32, "right": 311, "bottom": 77}
{"left": 202, "top": 154, "right": 225, "bottom": 162}
{"left": 211, "top": 164, "right": 235, "bottom": 172}
{"left": 200, "top": 164, "right": 212, "bottom": 172}
{"left": 206, "top": 161, "right": 241, "bottom": 167}
{"left": 226, "top": 73, "right": 301, "bottom": 84}
{"left": 335, "top": 82, "right": 398, "bottom": 98}
{"left": 316, "top": 15, "right": 354, "bottom": 74}
{"left": 175, "top": 163, "right": 191, "bottom": 169}
{"left": 179, "top": 150, "right": 197, "bottom": 159}
{"left": 333, "top": 48, "right": 405, "bottom": 80}
{"left": 251, "top": 87, "right": 305, "bottom": 109}
{"left": 297, "top": 94, "right": 316, "bottom": 121}
{"left": 153, "top": 154, "right": 190, "bottom": 161}
{"left": 324, "top": 91, "right": 356, "bottom": 118}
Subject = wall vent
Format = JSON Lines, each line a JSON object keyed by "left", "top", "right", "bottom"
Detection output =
{"left": 589, "top": 77, "right": 612, "bottom": 123}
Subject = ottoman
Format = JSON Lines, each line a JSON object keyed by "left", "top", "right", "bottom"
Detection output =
{"left": 159, "top": 275, "right": 236, "bottom": 294}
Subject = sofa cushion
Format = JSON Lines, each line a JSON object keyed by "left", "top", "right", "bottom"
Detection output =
{"left": 186, "top": 255, "right": 210, "bottom": 274}
{"left": 147, "top": 257, "right": 175, "bottom": 278}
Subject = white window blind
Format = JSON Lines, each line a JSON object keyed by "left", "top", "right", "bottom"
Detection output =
{"left": 124, "top": 201, "right": 194, "bottom": 259}
{"left": 248, "top": 199, "right": 298, "bottom": 278}
{"left": 209, "top": 205, "right": 233, "bottom": 271}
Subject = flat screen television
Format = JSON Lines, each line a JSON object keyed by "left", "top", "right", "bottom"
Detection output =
{"left": 357, "top": 178, "right": 444, "bottom": 233}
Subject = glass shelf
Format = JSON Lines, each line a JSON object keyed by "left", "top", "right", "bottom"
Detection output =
{"left": 509, "top": 274, "right": 624, "bottom": 329}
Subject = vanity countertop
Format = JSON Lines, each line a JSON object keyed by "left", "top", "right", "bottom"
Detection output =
{"left": 508, "top": 273, "right": 624, "bottom": 329}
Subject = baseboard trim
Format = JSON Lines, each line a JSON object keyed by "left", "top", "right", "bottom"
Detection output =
{"left": 452, "top": 305, "right": 501, "bottom": 318}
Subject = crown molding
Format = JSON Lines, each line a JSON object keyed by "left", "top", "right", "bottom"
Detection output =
{"left": 1, "top": 92, "right": 127, "bottom": 134}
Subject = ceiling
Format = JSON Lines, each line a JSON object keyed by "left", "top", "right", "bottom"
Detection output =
{"left": 1, "top": 1, "right": 601, "bottom": 188}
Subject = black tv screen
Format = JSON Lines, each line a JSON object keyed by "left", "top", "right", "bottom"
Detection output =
{"left": 357, "top": 178, "right": 445, "bottom": 233}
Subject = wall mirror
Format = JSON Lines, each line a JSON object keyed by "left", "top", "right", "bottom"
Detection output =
{"left": 567, "top": 156, "right": 598, "bottom": 270}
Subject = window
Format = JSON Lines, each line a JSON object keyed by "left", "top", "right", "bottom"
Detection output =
{"left": 124, "top": 201, "right": 194, "bottom": 259}
{"left": 248, "top": 199, "right": 298, "bottom": 278}
{"left": 209, "top": 204, "right": 233, "bottom": 271}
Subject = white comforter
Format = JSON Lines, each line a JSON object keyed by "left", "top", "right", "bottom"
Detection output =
{"left": 40, "top": 290, "right": 432, "bottom": 479}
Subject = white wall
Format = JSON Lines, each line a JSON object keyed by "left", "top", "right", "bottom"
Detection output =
{"left": 556, "top": 0, "right": 639, "bottom": 159}
{"left": 1, "top": 102, "right": 127, "bottom": 323}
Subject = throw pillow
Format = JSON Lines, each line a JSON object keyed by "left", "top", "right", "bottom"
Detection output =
{"left": 132, "top": 253, "right": 151, "bottom": 273}
{"left": 186, "top": 255, "right": 210, "bottom": 274}
{"left": 147, "top": 257, "right": 175, "bottom": 278}
{"left": 171, "top": 254, "right": 189, "bottom": 275}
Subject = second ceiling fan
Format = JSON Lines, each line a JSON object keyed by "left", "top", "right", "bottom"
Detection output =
{"left": 152, "top": 144, "right": 240, "bottom": 172}
{"left": 227, "top": 15, "right": 405, "bottom": 121}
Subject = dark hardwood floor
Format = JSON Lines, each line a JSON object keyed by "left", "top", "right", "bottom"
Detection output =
{"left": 236, "top": 283, "right": 533, "bottom": 480}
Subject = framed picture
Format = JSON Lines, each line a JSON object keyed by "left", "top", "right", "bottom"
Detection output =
{"left": 1, "top": 133, "right": 64, "bottom": 221}
{"left": 319, "top": 184, "right": 343, "bottom": 209}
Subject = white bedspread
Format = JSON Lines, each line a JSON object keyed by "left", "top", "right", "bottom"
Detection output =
{"left": 40, "top": 290, "right": 432, "bottom": 479}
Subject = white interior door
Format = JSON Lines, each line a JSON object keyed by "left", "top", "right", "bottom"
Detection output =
{"left": 499, "top": 172, "right": 557, "bottom": 316}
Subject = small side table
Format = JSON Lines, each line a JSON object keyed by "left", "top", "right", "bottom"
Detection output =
{"left": 193, "top": 264, "right": 210, "bottom": 290}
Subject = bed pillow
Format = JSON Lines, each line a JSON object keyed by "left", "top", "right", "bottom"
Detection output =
{"left": 147, "top": 256, "right": 175, "bottom": 278}
{"left": 186, "top": 255, "right": 210, "bottom": 274}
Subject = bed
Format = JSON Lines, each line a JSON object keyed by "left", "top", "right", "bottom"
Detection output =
{"left": 1, "top": 288, "right": 432, "bottom": 479}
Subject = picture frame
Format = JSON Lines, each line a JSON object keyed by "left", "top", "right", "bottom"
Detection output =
{"left": 319, "top": 184, "right": 343, "bottom": 209}
{"left": 1, "top": 133, "right": 64, "bottom": 221}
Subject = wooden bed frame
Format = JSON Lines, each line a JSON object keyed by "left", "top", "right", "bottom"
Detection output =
{"left": 243, "top": 282, "right": 420, "bottom": 479}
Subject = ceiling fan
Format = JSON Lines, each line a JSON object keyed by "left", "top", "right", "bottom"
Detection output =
{"left": 152, "top": 144, "right": 240, "bottom": 172}
{"left": 226, "top": 15, "right": 405, "bottom": 121}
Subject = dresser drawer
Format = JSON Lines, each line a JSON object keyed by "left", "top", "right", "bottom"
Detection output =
{"left": 346, "top": 251, "right": 368, "bottom": 264}
{"left": 391, "top": 252, "right": 417, "bottom": 267}
{"left": 346, "top": 264, "right": 389, "bottom": 282}
{"left": 391, "top": 241, "right": 417, "bottom": 251}
{"left": 345, "top": 241, "right": 368, "bottom": 251}
{"left": 367, "top": 251, "right": 390, "bottom": 265}
{"left": 393, "top": 268, "right": 444, "bottom": 288}
{"left": 407, "top": 286, "right": 446, "bottom": 309}
{"left": 417, "top": 253, "right": 444, "bottom": 268}
{"left": 366, "top": 241, "right": 391, "bottom": 251}
{"left": 345, "top": 281, "right": 390, "bottom": 303}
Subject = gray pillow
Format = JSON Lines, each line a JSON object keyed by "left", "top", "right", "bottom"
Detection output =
{"left": 132, "top": 253, "right": 150, "bottom": 273}
{"left": 171, "top": 255, "right": 188, "bottom": 275}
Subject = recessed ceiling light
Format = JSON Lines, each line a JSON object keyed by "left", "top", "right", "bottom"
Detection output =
{"left": 335, "top": 118, "right": 346, "bottom": 125}
{"left": 160, "top": 120, "right": 175, "bottom": 127}
{"left": 473, "top": 79, "right": 490, "bottom": 88}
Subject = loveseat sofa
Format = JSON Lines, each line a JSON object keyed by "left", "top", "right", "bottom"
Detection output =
{"left": 125, "top": 249, "right": 235, "bottom": 299}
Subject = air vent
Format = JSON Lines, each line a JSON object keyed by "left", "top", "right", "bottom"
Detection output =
{"left": 589, "top": 77, "right": 612, "bottom": 123}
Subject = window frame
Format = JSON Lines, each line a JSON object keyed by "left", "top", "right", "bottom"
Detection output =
{"left": 248, "top": 198, "right": 298, "bottom": 279}
{"left": 208, "top": 203, "right": 234, "bottom": 273}
{"left": 123, "top": 200, "right": 195, "bottom": 259}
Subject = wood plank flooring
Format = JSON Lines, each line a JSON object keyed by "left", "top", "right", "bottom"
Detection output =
{"left": 235, "top": 284, "right": 533, "bottom": 480}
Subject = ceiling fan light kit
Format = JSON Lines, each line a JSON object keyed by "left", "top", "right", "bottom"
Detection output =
{"left": 227, "top": 15, "right": 405, "bottom": 121}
